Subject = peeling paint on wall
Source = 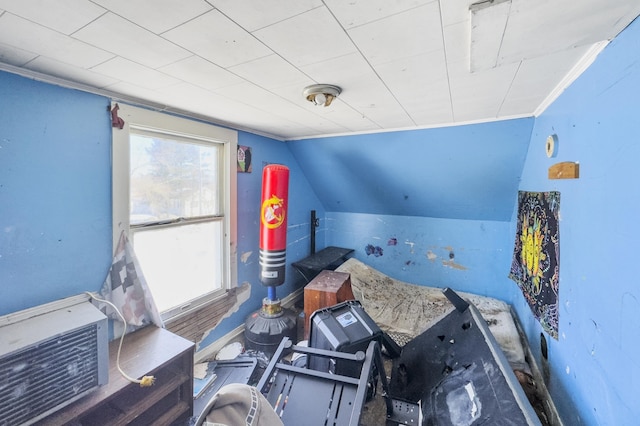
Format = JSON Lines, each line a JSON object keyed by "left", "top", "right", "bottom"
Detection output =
{"left": 405, "top": 241, "right": 415, "bottom": 253}
{"left": 196, "top": 282, "right": 251, "bottom": 350}
{"left": 240, "top": 251, "right": 253, "bottom": 263}
{"left": 426, "top": 250, "right": 438, "bottom": 261}
{"left": 442, "top": 260, "right": 468, "bottom": 270}
{"left": 388, "top": 237, "right": 398, "bottom": 246}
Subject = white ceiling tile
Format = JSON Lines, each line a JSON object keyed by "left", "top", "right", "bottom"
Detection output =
{"left": 295, "top": 97, "right": 381, "bottom": 132}
{"left": 212, "top": 80, "right": 361, "bottom": 134}
{"left": 449, "top": 61, "right": 520, "bottom": 121}
{"left": 300, "top": 52, "right": 374, "bottom": 84}
{"left": 375, "top": 51, "right": 453, "bottom": 124}
{"left": 335, "top": 73, "right": 414, "bottom": 128}
{"left": 209, "top": 0, "right": 323, "bottom": 32}
{"left": 102, "top": 81, "right": 168, "bottom": 106}
{"left": 91, "top": 0, "right": 212, "bottom": 34}
{"left": 499, "top": 0, "right": 640, "bottom": 65}
{"left": 0, "top": 13, "right": 114, "bottom": 68}
{"left": 469, "top": 0, "right": 510, "bottom": 72}
{"left": 154, "top": 82, "right": 229, "bottom": 111}
{"left": 409, "top": 106, "right": 455, "bottom": 126}
{"left": 25, "top": 56, "right": 119, "bottom": 88}
{"left": 0, "top": 0, "right": 105, "bottom": 34}
{"left": 499, "top": 45, "right": 592, "bottom": 116}
{"left": 323, "top": 109, "right": 384, "bottom": 133}
{"left": 163, "top": 10, "right": 272, "bottom": 68}
{"left": 0, "top": 0, "right": 638, "bottom": 139}
{"left": 324, "top": 0, "right": 435, "bottom": 29}
{"left": 228, "top": 54, "right": 311, "bottom": 90}
{"left": 159, "top": 56, "right": 245, "bottom": 91}
{"left": 214, "top": 82, "right": 302, "bottom": 114}
{"left": 375, "top": 51, "right": 448, "bottom": 98}
{"left": 277, "top": 105, "right": 366, "bottom": 134}
{"left": 158, "top": 86, "right": 318, "bottom": 138}
{"left": 0, "top": 42, "right": 38, "bottom": 67}
{"left": 91, "top": 57, "right": 181, "bottom": 90}
{"left": 348, "top": 2, "right": 443, "bottom": 66}
{"left": 440, "top": 0, "right": 473, "bottom": 26}
{"left": 358, "top": 104, "right": 415, "bottom": 129}
{"left": 158, "top": 83, "right": 283, "bottom": 130}
{"left": 253, "top": 7, "right": 357, "bottom": 67}
{"left": 73, "top": 13, "right": 191, "bottom": 69}
{"left": 443, "top": 21, "right": 469, "bottom": 66}
{"left": 261, "top": 78, "right": 318, "bottom": 104}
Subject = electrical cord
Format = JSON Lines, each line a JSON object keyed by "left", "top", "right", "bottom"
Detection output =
{"left": 85, "top": 292, "right": 156, "bottom": 387}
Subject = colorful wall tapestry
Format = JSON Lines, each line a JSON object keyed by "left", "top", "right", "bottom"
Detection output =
{"left": 509, "top": 191, "right": 560, "bottom": 339}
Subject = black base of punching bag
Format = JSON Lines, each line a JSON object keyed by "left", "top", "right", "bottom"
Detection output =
{"left": 244, "top": 298, "right": 297, "bottom": 356}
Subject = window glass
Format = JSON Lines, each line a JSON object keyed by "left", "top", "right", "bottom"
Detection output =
{"left": 129, "top": 133, "right": 221, "bottom": 223}
{"left": 132, "top": 220, "right": 222, "bottom": 312}
{"left": 129, "top": 132, "right": 224, "bottom": 313}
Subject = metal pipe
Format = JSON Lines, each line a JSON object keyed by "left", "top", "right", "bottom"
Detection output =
{"left": 310, "top": 210, "right": 317, "bottom": 254}
{"left": 267, "top": 285, "right": 277, "bottom": 301}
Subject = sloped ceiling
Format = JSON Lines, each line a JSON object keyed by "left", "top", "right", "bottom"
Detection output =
{"left": 288, "top": 118, "right": 534, "bottom": 221}
{"left": 0, "top": 0, "right": 638, "bottom": 140}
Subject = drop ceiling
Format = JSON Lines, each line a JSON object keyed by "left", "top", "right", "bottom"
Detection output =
{"left": 0, "top": 0, "right": 638, "bottom": 140}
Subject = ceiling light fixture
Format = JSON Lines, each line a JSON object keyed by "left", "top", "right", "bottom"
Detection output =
{"left": 303, "top": 84, "right": 342, "bottom": 107}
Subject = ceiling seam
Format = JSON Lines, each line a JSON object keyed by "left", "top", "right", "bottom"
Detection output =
{"left": 494, "top": 0, "right": 512, "bottom": 70}
{"left": 438, "top": 0, "right": 455, "bottom": 122}
{"left": 321, "top": 1, "right": 417, "bottom": 127}
{"left": 196, "top": 4, "right": 360, "bottom": 132}
{"left": 498, "top": 60, "right": 522, "bottom": 117}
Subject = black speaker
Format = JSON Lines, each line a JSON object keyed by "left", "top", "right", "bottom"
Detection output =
{"left": 308, "top": 300, "right": 382, "bottom": 377}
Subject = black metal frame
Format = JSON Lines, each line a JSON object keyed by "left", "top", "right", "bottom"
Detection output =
{"left": 257, "top": 337, "right": 375, "bottom": 426}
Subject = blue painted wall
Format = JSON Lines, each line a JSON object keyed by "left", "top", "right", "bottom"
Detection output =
{"left": 324, "top": 212, "right": 521, "bottom": 302}
{"left": 288, "top": 119, "right": 533, "bottom": 221}
{"left": 512, "top": 17, "right": 640, "bottom": 425}
{"left": 0, "top": 73, "right": 113, "bottom": 314}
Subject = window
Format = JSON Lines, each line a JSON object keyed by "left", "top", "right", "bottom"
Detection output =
{"left": 112, "top": 104, "right": 237, "bottom": 321}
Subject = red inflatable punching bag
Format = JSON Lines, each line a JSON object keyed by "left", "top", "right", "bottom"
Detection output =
{"left": 259, "top": 164, "right": 289, "bottom": 288}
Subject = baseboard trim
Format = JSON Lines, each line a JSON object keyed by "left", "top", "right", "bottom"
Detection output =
{"left": 194, "top": 287, "right": 304, "bottom": 363}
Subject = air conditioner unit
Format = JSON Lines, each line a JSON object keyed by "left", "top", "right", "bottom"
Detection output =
{"left": 0, "top": 296, "right": 109, "bottom": 425}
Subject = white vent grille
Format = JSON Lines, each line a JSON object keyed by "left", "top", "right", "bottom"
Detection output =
{"left": 0, "top": 299, "right": 108, "bottom": 425}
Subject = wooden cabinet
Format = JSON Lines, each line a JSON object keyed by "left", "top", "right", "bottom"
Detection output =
{"left": 39, "top": 326, "right": 194, "bottom": 426}
{"left": 303, "top": 270, "right": 355, "bottom": 339}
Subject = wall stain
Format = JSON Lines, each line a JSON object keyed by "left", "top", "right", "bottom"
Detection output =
{"left": 426, "top": 250, "right": 437, "bottom": 261}
{"left": 388, "top": 237, "right": 398, "bottom": 246}
{"left": 365, "top": 244, "right": 384, "bottom": 257}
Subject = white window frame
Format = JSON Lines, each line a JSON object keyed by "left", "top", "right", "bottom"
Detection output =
{"left": 111, "top": 103, "right": 237, "bottom": 320}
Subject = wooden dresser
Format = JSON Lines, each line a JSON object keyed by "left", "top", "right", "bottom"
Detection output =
{"left": 38, "top": 326, "right": 194, "bottom": 426}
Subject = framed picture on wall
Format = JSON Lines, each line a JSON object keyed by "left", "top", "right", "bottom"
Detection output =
{"left": 237, "top": 145, "right": 252, "bottom": 173}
